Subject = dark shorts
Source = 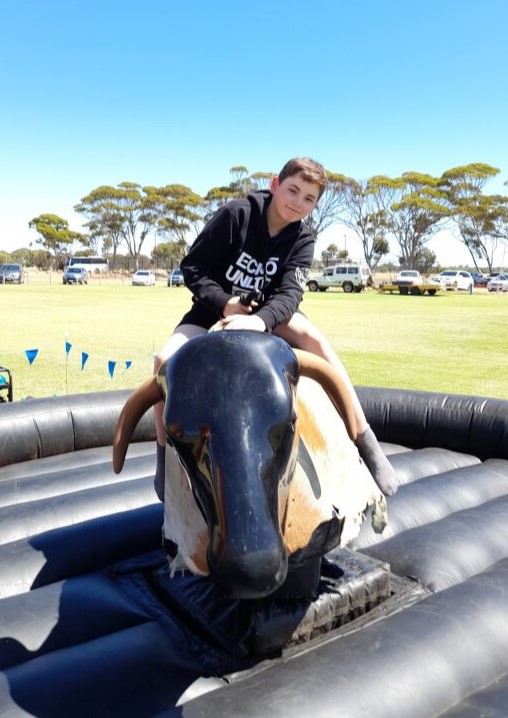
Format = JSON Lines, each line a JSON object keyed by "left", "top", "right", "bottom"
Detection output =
{"left": 177, "top": 302, "right": 220, "bottom": 330}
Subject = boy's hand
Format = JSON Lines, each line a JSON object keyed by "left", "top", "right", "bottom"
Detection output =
{"left": 216, "top": 314, "right": 267, "bottom": 332}
{"left": 223, "top": 296, "right": 259, "bottom": 317}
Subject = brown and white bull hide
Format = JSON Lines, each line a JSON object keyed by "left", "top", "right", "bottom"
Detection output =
{"left": 162, "top": 374, "right": 387, "bottom": 578}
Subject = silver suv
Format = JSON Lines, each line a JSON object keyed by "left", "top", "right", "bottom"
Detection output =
{"left": 167, "top": 268, "right": 184, "bottom": 286}
{"left": 306, "top": 264, "right": 372, "bottom": 294}
{"left": 63, "top": 267, "right": 88, "bottom": 285}
{"left": 0, "top": 263, "right": 23, "bottom": 284}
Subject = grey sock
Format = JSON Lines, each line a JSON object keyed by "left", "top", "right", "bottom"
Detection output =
{"left": 154, "top": 443, "right": 166, "bottom": 502}
{"left": 356, "top": 426, "right": 397, "bottom": 496}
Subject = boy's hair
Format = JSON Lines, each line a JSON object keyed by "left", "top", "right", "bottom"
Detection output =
{"left": 277, "top": 157, "right": 328, "bottom": 199}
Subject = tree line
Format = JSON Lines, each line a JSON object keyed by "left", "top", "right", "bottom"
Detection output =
{"left": 11, "top": 163, "right": 508, "bottom": 274}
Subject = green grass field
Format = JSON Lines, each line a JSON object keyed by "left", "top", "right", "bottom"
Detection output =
{"left": 1, "top": 274, "right": 507, "bottom": 401}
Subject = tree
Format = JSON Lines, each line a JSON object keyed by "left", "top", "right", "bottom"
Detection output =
{"left": 250, "top": 171, "right": 274, "bottom": 190}
{"left": 203, "top": 166, "right": 256, "bottom": 222}
{"left": 412, "top": 248, "right": 437, "bottom": 274}
{"left": 489, "top": 199, "right": 508, "bottom": 245}
{"left": 79, "top": 203, "right": 125, "bottom": 269}
{"left": 327, "top": 243, "right": 339, "bottom": 259}
{"left": 441, "top": 163, "right": 508, "bottom": 272}
{"left": 76, "top": 227, "right": 101, "bottom": 255}
{"left": 75, "top": 183, "right": 160, "bottom": 271}
{"left": 228, "top": 166, "right": 256, "bottom": 196}
{"left": 28, "top": 214, "right": 85, "bottom": 268}
{"left": 320, "top": 243, "right": 347, "bottom": 267}
{"left": 202, "top": 185, "right": 240, "bottom": 222}
{"left": 152, "top": 241, "right": 181, "bottom": 270}
{"left": 339, "top": 177, "right": 390, "bottom": 270}
{"left": 31, "top": 249, "right": 53, "bottom": 271}
{"left": 146, "top": 184, "right": 203, "bottom": 263}
{"left": 11, "top": 248, "right": 33, "bottom": 267}
{"left": 304, "top": 171, "right": 349, "bottom": 239}
{"left": 370, "top": 236, "right": 391, "bottom": 269}
{"left": 370, "top": 172, "right": 449, "bottom": 268}
{"left": 453, "top": 194, "right": 508, "bottom": 272}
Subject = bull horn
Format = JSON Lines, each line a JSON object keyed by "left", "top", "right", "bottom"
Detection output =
{"left": 113, "top": 376, "right": 163, "bottom": 474}
{"left": 294, "top": 350, "right": 358, "bottom": 442}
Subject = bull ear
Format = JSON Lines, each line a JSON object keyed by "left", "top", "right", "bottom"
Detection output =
{"left": 294, "top": 350, "right": 358, "bottom": 442}
{"left": 113, "top": 376, "right": 163, "bottom": 473}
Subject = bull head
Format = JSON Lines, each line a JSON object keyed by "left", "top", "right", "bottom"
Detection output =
{"left": 113, "top": 332, "right": 357, "bottom": 599}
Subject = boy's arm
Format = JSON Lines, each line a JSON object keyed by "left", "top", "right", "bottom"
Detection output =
{"left": 180, "top": 206, "right": 240, "bottom": 314}
{"left": 255, "top": 235, "right": 314, "bottom": 332}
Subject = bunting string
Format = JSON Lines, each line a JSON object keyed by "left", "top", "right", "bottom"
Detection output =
{"left": 17, "top": 340, "right": 136, "bottom": 379}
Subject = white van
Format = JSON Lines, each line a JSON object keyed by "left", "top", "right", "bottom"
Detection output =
{"left": 306, "top": 264, "right": 372, "bottom": 293}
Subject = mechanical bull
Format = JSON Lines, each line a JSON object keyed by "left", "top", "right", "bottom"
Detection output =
{"left": 113, "top": 332, "right": 387, "bottom": 599}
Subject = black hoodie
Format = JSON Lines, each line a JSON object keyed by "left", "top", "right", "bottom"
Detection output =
{"left": 179, "top": 190, "right": 314, "bottom": 332}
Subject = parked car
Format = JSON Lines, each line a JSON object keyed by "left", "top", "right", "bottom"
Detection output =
{"left": 485, "top": 273, "right": 500, "bottom": 284}
{"left": 167, "top": 268, "right": 184, "bottom": 287}
{"left": 306, "top": 264, "right": 372, "bottom": 293}
{"left": 0, "top": 263, "right": 23, "bottom": 284}
{"left": 435, "top": 270, "right": 474, "bottom": 291}
{"left": 394, "top": 270, "right": 423, "bottom": 286}
{"left": 63, "top": 266, "right": 88, "bottom": 285}
{"left": 132, "top": 270, "right": 156, "bottom": 286}
{"left": 470, "top": 272, "right": 490, "bottom": 287}
{"left": 487, "top": 273, "right": 508, "bottom": 292}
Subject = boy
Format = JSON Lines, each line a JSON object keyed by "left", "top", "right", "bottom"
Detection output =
{"left": 153, "top": 157, "right": 397, "bottom": 498}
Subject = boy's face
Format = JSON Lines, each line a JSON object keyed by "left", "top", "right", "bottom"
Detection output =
{"left": 269, "top": 173, "right": 320, "bottom": 225}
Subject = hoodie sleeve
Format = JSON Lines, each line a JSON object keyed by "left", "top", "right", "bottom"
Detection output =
{"left": 255, "top": 228, "right": 314, "bottom": 332}
{"left": 180, "top": 203, "right": 245, "bottom": 314}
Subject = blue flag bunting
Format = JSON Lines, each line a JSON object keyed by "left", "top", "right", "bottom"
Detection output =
{"left": 22, "top": 342, "right": 134, "bottom": 379}
{"left": 25, "top": 349, "right": 39, "bottom": 365}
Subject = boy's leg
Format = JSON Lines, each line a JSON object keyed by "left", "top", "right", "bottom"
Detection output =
{"left": 274, "top": 314, "right": 368, "bottom": 429}
{"left": 153, "top": 324, "right": 206, "bottom": 500}
{"left": 274, "top": 314, "right": 397, "bottom": 495}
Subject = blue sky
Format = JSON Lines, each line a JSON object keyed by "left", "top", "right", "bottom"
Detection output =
{"left": 1, "top": 0, "right": 507, "bottom": 266}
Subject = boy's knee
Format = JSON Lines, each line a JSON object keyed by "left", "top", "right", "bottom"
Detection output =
{"left": 153, "top": 351, "right": 167, "bottom": 375}
{"left": 301, "top": 329, "right": 327, "bottom": 353}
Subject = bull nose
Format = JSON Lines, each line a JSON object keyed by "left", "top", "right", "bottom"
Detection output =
{"left": 211, "top": 547, "right": 288, "bottom": 599}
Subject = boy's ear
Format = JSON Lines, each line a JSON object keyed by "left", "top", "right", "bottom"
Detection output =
{"left": 269, "top": 176, "right": 279, "bottom": 194}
